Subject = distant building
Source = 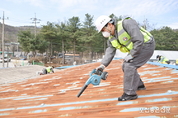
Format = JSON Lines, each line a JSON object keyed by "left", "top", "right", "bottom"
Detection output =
{"left": 0, "top": 51, "right": 13, "bottom": 57}
{"left": 59, "top": 53, "right": 80, "bottom": 64}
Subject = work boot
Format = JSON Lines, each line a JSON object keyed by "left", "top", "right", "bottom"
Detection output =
{"left": 137, "top": 85, "right": 146, "bottom": 90}
{"left": 118, "top": 93, "right": 138, "bottom": 101}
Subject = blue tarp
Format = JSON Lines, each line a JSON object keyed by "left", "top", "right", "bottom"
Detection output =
{"left": 147, "top": 61, "right": 178, "bottom": 70}
{"left": 55, "top": 65, "right": 78, "bottom": 69}
{"left": 55, "top": 59, "right": 178, "bottom": 70}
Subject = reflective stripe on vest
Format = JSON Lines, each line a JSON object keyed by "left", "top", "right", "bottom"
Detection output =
{"left": 109, "top": 18, "right": 153, "bottom": 53}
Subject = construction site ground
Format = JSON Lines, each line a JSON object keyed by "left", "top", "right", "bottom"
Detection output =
{"left": 0, "top": 59, "right": 178, "bottom": 118}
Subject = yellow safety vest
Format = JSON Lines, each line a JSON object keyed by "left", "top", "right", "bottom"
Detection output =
{"left": 109, "top": 17, "right": 153, "bottom": 53}
{"left": 46, "top": 67, "right": 52, "bottom": 73}
{"left": 159, "top": 56, "right": 169, "bottom": 64}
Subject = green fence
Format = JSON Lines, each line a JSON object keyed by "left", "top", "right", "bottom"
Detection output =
{"left": 32, "top": 61, "right": 44, "bottom": 66}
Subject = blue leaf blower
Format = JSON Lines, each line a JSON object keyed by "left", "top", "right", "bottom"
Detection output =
{"left": 77, "top": 69, "right": 108, "bottom": 97}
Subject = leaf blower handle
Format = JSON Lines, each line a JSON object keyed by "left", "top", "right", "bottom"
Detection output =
{"left": 95, "top": 64, "right": 105, "bottom": 75}
{"left": 77, "top": 85, "right": 88, "bottom": 97}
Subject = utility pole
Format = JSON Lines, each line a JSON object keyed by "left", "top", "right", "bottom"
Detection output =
{"left": 30, "top": 13, "right": 40, "bottom": 38}
{"left": 1, "top": 11, "right": 8, "bottom": 68}
{"left": 62, "top": 39, "right": 65, "bottom": 65}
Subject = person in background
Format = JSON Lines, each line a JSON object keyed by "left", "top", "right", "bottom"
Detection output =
{"left": 42, "top": 66, "right": 54, "bottom": 75}
{"left": 175, "top": 59, "right": 178, "bottom": 66}
{"left": 94, "top": 15, "right": 155, "bottom": 101}
{"left": 156, "top": 55, "right": 170, "bottom": 64}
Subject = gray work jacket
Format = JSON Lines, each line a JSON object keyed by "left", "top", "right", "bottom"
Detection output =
{"left": 101, "top": 18, "right": 144, "bottom": 67}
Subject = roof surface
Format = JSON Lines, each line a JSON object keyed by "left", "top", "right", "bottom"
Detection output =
{"left": 0, "top": 59, "right": 178, "bottom": 118}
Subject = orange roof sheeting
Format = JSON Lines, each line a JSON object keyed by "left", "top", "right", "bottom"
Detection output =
{"left": 0, "top": 60, "right": 178, "bottom": 118}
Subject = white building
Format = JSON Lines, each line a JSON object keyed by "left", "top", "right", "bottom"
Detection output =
{"left": 115, "top": 50, "right": 178, "bottom": 61}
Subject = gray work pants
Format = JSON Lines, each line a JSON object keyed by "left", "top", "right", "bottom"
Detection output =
{"left": 42, "top": 68, "right": 47, "bottom": 75}
{"left": 122, "top": 39, "right": 155, "bottom": 95}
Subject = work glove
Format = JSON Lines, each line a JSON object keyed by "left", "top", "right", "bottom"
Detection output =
{"left": 124, "top": 55, "right": 134, "bottom": 62}
{"left": 96, "top": 64, "right": 105, "bottom": 74}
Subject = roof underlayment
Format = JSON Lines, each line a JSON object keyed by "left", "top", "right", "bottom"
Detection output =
{"left": 0, "top": 59, "right": 178, "bottom": 118}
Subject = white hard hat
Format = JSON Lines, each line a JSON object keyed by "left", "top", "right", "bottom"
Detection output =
{"left": 95, "top": 15, "right": 111, "bottom": 33}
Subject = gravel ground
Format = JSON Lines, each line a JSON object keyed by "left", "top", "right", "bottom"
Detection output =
{"left": 0, "top": 65, "right": 58, "bottom": 85}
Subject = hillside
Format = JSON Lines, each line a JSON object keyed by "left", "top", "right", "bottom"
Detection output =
{"left": 0, "top": 22, "right": 37, "bottom": 45}
{"left": 1, "top": 22, "right": 177, "bottom": 44}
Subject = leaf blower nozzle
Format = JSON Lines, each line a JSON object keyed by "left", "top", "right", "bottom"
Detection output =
{"left": 77, "top": 85, "right": 88, "bottom": 97}
{"left": 77, "top": 69, "right": 108, "bottom": 97}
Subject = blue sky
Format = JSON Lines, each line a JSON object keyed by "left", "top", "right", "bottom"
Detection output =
{"left": 1, "top": 0, "right": 178, "bottom": 29}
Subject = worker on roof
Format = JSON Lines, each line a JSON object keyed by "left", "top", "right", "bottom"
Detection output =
{"left": 94, "top": 15, "right": 155, "bottom": 101}
{"left": 42, "top": 66, "right": 54, "bottom": 75}
{"left": 156, "top": 55, "right": 170, "bottom": 64}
